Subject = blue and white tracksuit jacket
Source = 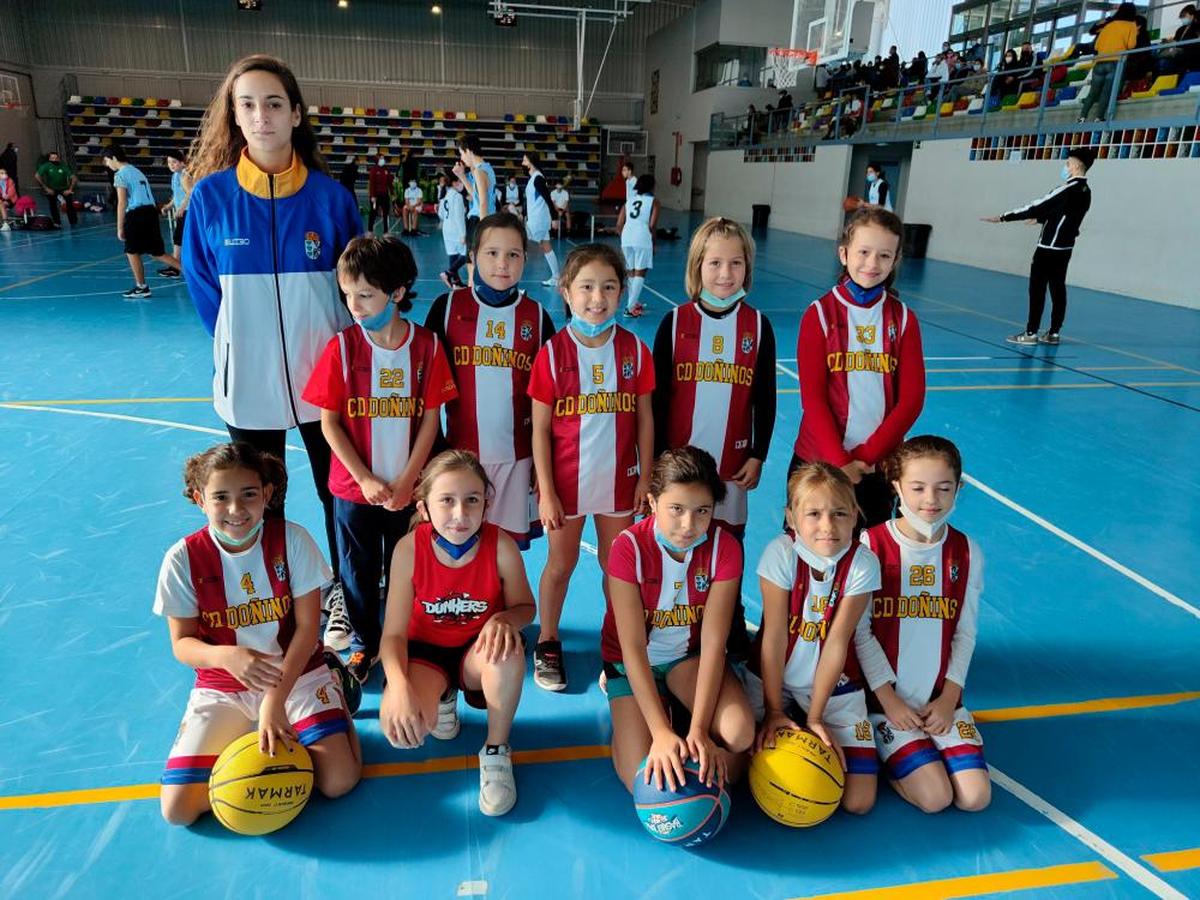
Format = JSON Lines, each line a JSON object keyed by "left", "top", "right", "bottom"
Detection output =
{"left": 183, "top": 151, "right": 362, "bottom": 430}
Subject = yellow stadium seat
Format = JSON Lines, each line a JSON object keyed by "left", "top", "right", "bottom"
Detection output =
{"left": 1132, "top": 75, "right": 1179, "bottom": 99}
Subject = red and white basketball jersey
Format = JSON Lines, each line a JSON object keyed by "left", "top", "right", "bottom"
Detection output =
{"left": 794, "top": 279, "right": 913, "bottom": 459}
{"left": 304, "top": 322, "right": 457, "bottom": 503}
{"left": 664, "top": 300, "right": 763, "bottom": 479}
{"left": 441, "top": 287, "right": 548, "bottom": 464}
{"left": 407, "top": 522, "right": 504, "bottom": 647}
{"left": 601, "top": 516, "right": 743, "bottom": 665}
{"left": 182, "top": 520, "right": 324, "bottom": 692}
{"left": 750, "top": 537, "right": 879, "bottom": 696}
{"left": 862, "top": 521, "right": 981, "bottom": 707}
{"left": 527, "top": 325, "right": 654, "bottom": 517}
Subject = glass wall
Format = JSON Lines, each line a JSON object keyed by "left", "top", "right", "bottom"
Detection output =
{"left": 694, "top": 44, "right": 768, "bottom": 91}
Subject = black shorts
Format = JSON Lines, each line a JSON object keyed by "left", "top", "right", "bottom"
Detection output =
{"left": 171, "top": 209, "right": 186, "bottom": 247}
{"left": 124, "top": 205, "right": 165, "bottom": 256}
{"left": 465, "top": 215, "right": 480, "bottom": 248}
{"left": 408, "top": 639, "right": 487, "bottom": 709}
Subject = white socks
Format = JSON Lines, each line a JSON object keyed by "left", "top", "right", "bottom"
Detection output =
{"left": 627, "top": 275, "right": 645, "bottom": 309}
{"left": 545, "top": 247, "right": 560, "bottom": 280}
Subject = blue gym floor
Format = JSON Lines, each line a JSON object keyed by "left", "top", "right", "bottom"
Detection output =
{"left": 1, "top": 208, "right": 1198, "bottom": 899}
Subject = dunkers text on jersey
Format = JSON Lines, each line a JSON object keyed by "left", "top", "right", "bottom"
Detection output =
{"left": 674, "top": 359, "right": 755, "bottom": 386}
{"left": 553, "top": 390, "right": 638, "bottom": 417}
{"left": 422, "top": 593, "right": 491, "bottom": 621}
{"left": 872, "top": 593, "right": 960, "bottom": 620}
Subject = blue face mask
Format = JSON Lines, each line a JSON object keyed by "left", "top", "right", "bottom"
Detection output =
{"left": 654, "top": 526, "right": 708, "bottom": 555}
{"left": 866, "top": 172, "right": 878, "bottom": 183}
{"left": 356, "top": 302, "right": 396, "bottom": 332}
{"left": 1061, "top": 165, "right": 1073, "bottom": 181}
{"left": 698, "top": 287, "right": 746, "bottom": 311}
{"left": 472, "top": 266, "right": 519, "bottom": 307}
{"left": 571, "top": 314, "right": 617, "bottom": 338}
{"left": 433, "top": 530, "right": 480, "bottom": 560}
{"left": 211, "top": 519, "right": 264, "bottom": 550}
{"left": 843, "top": 276, "right": 885, "bottom": 305}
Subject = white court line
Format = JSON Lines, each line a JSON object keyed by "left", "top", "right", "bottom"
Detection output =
{"left": 0, "top": 222, "right": 116, "bottom": 251}
{"left": 991, "top": 766, "right": 1187, "bottom": 899}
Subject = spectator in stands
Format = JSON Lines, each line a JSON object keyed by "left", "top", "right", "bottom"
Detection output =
{"left": 928, "top": 53, "right": 951, "bottom": 88}
{"left": 0, "top": 164, "right": 15, "bottom": 230}
{"left": 1019, "top": 42, "right": 1036, "bottom": 70}
{"left": 743, "top": 104, "right": 760, "bottom": 144}
{"left": 34, "top": 150, "right": 78, "bottom": 228}
{"left": 338, "top": 157, "right": 359, "bottom": 199}
{"left": 1160, "top": 4, "right": 1200, "bottom": 74}
{"left": 1080, "top": 3, "right": 1139, "bottom": 122}
{"left": 994, "top": 49, "right": 1024, "bottom": 99}
{"left": 0, "top": 142, "right": 17, "bottom": 192}
{"left": 950, "top": 60, "right": 989, "bottom": 102}
{"left": 909, "top": 52, "right": 928, "bottom": 84}
{"left": 367, "top": 153, "right": 393, "bottom": 234}
{"left": 882, "top": 46, "right": 901, "bottom": 88}
{"left": 1124, "top": 15, "right": 1155, "bottom": 86}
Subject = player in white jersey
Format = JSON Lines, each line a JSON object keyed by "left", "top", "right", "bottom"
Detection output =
{"left": 402, "top": 179, "right": 424, "bottom": 235}
{"left": 855, "top": 436, "right": 990, "bottom": 814}
{"left": 620, "top": 161, "right": 637, "bottom": 204}
{"left": 504, "top": 176, "right": 522, "bottom": 216}
{"left": 155, "top": 443, "right": 361, "bottom": 826}
{"left": 550, "top": 182, "right": 570, "bottom": 237}
{"left": 522, "top": 151, "right": 560, "bottom": 287}
{"left": 615, "top": 173, "right": 659, "bottom": 318}
{"left": 438, "top": 172, "right": 468, "bottom": 288}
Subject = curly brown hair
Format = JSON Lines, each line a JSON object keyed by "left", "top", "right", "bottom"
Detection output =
{"left": 182, "top": 442, "right": 287, "bottom": 510}
{"left": 880, "top": 435, "right": 963, "bottom": 484}
{"left": 188, "top": 55, "right": 327, "bottom": 185}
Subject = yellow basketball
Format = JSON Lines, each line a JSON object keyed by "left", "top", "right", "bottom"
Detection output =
{"left": 749, "top": 727, "right": 845, "bottom": 827}
{"left": 208, "top": 733, "right": 314, "bottom": 835}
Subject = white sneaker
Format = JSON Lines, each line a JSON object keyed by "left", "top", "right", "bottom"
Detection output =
{"left": 0, "top": 222, "right": 10, "bottom": 231}
{"left": 541, "top": 276, "right": 558, "bottom": 287}
{"left": 478, "top": 745, "right": 517, "bottom": 816}
{"left": 431, "top": 689, "right": 460, "bottom": 740}
{"left": 323, "top": 583, "right": 353, "bottom": 652}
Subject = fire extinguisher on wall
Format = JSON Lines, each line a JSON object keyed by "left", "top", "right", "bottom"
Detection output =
{"left": 670, "top": 131, "right": 682, "bottom": 186}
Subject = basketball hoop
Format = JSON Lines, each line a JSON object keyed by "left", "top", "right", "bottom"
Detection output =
{"left": 767, "top": 47, "right": 818, "bottom": 89}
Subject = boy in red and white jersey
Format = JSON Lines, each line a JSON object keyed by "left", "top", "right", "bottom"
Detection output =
{"left": 424, "top": 212, "right": 554, "bottom": 547}
{"left": 856, "top": 435, "right": 991, "bottom": 814}
{"left": 303, "top": 237, "right": 457, "bottom": 684}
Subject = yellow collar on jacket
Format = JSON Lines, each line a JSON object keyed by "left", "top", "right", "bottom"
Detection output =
{"left": 235, "top": 149, "right": 308, "bottom": 199}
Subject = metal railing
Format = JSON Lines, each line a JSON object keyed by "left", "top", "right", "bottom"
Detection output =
{"left": 712, "top": 36, "right": 1200, "bottom": 150}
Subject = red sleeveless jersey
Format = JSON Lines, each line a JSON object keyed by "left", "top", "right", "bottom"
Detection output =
{"left": 440, "top": 287, "right": 547, "bottom": 463}
{"left": 748, "top": 542, "right": 869, "bottom": 687}
{"left": 600, "top": 517, "right": 743, "bottom": 664}
{"left": 184, "top": 519, "right": 323, "bottom": 692}
{"left": 408, "top": 522, "right": 505, "bottom": 646}
{"left": 862, "top": 521, "right": 973, "bottom": 703}
{"left": 664, "top": 300, "right": 763, "bottom": 479}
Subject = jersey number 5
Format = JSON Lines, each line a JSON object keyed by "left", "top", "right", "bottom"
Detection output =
{"left": 592, "top": 364, "right": 605, "bottom": 385}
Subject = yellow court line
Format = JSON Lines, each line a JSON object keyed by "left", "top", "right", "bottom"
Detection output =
{"left": 2, "top": 397, "right": 212, "bottom": 407}
{"left": 1143, "top": 847, "right": 1200, "bottom": 873}
{"left": 794, "top": 860, "right": 1116, "bottom": 900}
{"left": 974, "top": 690, "right": 1200, "bottom": 723}
{"left": 0, "top": 254, "right": 126, "bottom": 293}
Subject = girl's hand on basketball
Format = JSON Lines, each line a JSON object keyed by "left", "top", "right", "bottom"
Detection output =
{"left": 646, "top": 731, "right": 689, "bottom": 792}
{"left": 731, "top": 457, "right": 763, "bottom": 490}
{"left": 359, "top": 474, "right": 393, "bottom": 506}
{"left": 755, "top": 711, "right": 801, "bottom": 753}
{"left": 475, "top": 615, "right": 519, "bottom": 664}
{"left": 806, "top": 719, "right": 847, "bottom": 772}
{"left": 538, "top": 491, "right": 565, "bottom": 531}
{"left": 920, "top": 694, "right": 956, "bottom": 736}
{"left": 685, "top": 730, "right": 721, "bottom": 788}
{"left": 224, "top": 647, "right": 283, "bottom": 692}
{"left": 257, "top": 697, "right": 297, "bottom": 757}
{"left": 880, "top": 694, "right": 924, "bottom": 733}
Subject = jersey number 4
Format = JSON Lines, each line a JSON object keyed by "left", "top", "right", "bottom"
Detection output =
{"left": 240, "top": 573, "right": 257, "bottom": 596}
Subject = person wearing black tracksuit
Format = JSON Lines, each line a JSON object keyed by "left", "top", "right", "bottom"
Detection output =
{"left": 983, "top": 146, "right": 1094, "bottom": 346}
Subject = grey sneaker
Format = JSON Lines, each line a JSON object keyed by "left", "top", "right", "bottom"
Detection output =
{"left": 323, "top": 583, "right": 352, "bottom": 651}
{"left": 533, "top": 640, "right": 567, "bottom": 692}
{"left": 1006, "top": 331, "right": 1038, "bottom": 345}
{"left": 122, "top": 284, "right": 151, "bottom": 299}
{"left": 431, "top": 688, "right": 460, "bottom": 740}
{"left": 1038, "top": 331, "right": 1061, "bottom": 345}
{"left": 478, "top": 744, "right": 517, "bottom": 816}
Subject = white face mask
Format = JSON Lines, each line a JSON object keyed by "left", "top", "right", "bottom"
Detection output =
{"left": 792, "top": 535, "right": 850, "bottom": 577}
{"left": 897, "top": 495, "right": 956, "bottom": 540}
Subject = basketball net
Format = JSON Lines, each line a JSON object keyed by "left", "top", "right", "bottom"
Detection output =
{"left": 768, "top": 47, "right": 818, "bottom": 89}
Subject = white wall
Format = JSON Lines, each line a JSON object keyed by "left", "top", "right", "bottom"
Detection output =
{"left": 705, "top": 145, "right": 852, "bottom": 239}
{"left": 903, "top": 139, "right": 1196, "bottom": 309}
{"left": 718, "top": 0, "right": 794, "bottom": 47}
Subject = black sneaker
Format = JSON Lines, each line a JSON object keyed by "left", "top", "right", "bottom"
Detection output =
{"left": 323, "top": 649, "right": 363, "bottom": 715}
{"left": 346, "top": 650, "right": 378, "bottom": 685}
{"left": 533, "top": 640, "right": 567, "bottom": 692}
{"left": 1005, "top": 331, "right": 1038, "bottom": 345}
{"left": 1038, "top": 331, "right": 1061, "bottom": 345}
{"left": 122, "top": 284, "right": 151, "bottom": 299}
{"left": 157, "top": 266, "right": 181, "bottom": 278}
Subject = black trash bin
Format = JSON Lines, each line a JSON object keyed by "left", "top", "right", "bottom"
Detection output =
{"left": 902, "top": 223, "right": 932, "bottom": 259}
{"left": 751, "top": 203, "right": 770, "bottom": 233}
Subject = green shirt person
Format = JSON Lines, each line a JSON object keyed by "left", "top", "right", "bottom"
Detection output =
{"left": 35, "top": 151, "right": 79, "bottom": 226}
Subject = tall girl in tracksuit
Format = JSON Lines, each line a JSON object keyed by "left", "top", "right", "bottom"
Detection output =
{"left": 182, "top": 54, "right": 362, "bottom": 579}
